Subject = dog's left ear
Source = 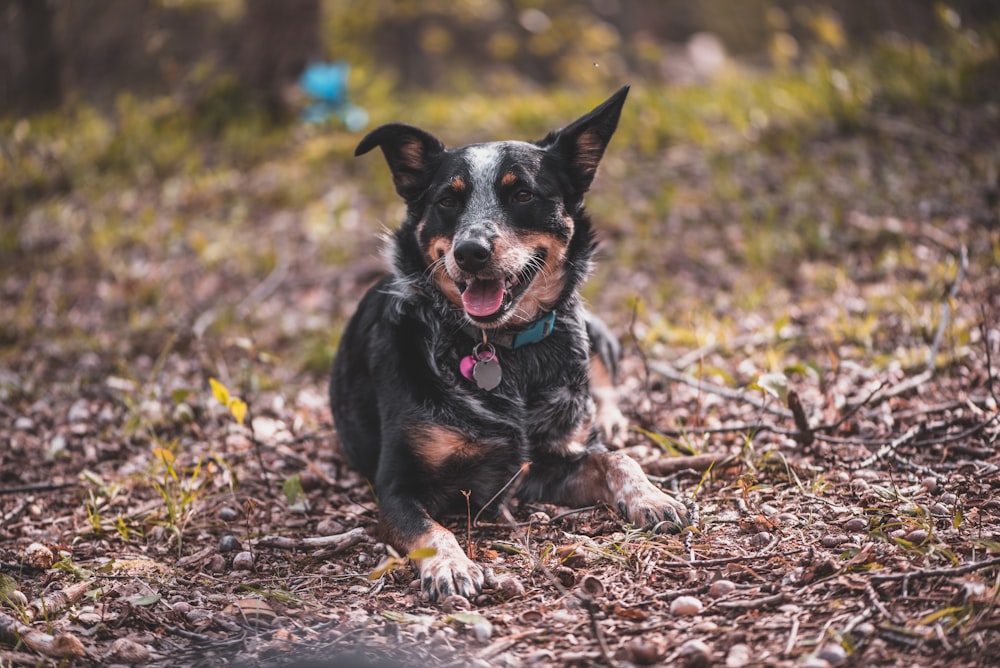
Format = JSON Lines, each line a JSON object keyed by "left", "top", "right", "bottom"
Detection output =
{"left": 538, "top": 85, "right": 629, "bottom": 194}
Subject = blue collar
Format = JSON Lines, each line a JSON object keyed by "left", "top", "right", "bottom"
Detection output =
{"left": 463, "top": 311, "right": 556, "bottom": 349}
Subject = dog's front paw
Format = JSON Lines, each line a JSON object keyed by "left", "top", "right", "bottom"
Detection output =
{"left": 414, "top": 530, "right": 484, "bottom": 602}
{"left": 617, "top": 482, "right": 689, "bottom": 532}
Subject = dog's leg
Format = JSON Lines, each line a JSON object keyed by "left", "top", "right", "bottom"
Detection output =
{"left": 584, "top": 311, "right": 628, "bottom": 445}
{"left": 378, "top": 495, "right": 484, "bottom": 601}
{"left": 527, "top": 449, "right": 689, "bottom": 530}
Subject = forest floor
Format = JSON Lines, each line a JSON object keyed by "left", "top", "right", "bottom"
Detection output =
{"left": 2, "top": 42, "right": 1000, "bottom": 668}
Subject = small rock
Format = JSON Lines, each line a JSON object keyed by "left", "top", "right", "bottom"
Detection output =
{"left": 555, "top": 566, "right": 575, "bottom": 587}
{"left": 106, "top": 637, "right": 150, "bottom": 665}
{"left": 316, "top": 517, "right": 346, "bottom": 535}
{"left": 821, "top": 534, "right": 844, "bottom": 548}
{"left": 495, "top": 574, "right": 524, "bottom": 600}
{"left": 171, "top": 601, "right": 192, "bottom": 615}
{"left": 930, "top": 503, "right": 950, "bottom": 517}
{"left": 24, "top": 542, "right": 55, "bottom": 569}
{"left": 921, "top": 477, "right": 939, "bottom": 494}
{"left": 472, "top": 620, "right": 493, "bottom": 642}
{"left": 627, "top": 638, "right": 663, "bottom": 665}
{"left": 232, "top": 551, "right": 254, "bottom": 570}
{"left": 843, "top": 517, "right": 868, "bottom": 532}
{"left": 207, "top": 554, "right": 226, "bottom": 573}
{"left": 218, "top": 535, "right": 240, "bottom": 553}
{"left": 186, "top": 608, "right": 213, "bottom": 623}
{"left": 940, "top": 492, "right": 958, "bottom": 505}
{"left": 442, "top": 594, "right": 471, "bottom": 613}
{"left": 678, "top": 638, "right": 711, "bottom": 667}
{"left": 67, "top": 400, "right": 91, "bottom": 423}
{"left": 14, "top": 416, "right": 34, "bottom": 431}
{"left": 218, "top": 507, "right": 238, "bottom": 522}
{"left": 670, "top": 595, "right": 704, "bottom": 616}
{"left": 709, "top": 579, "right": 736, "bottom": 598}
{"left": 849, "top": 478, "right": 869, "bottom": 494}
{"left": 904, "top": 529, "right": 929, "bottom": 544}
{"left": 527, "top": 511, "right": 550, "bottom": 524}
{"left": 750, "top": 531, "right": 772, "bottom": 548}
{"left": 725, "top": 643, "right": 751, "bottom": 667}
{"left": 889, "top": 529, "right": 907, "bottom": 541}
{"left": 800, "top": 658, "right": 831, "bottom": 668}
{"left": 777, "top": 512, "right": 797, "bottom": 525}
{"left": 817, "top": 643, "right": 848, "bottom": 666}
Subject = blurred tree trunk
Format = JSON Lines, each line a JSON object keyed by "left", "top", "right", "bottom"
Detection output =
{"left": 239, "top": 0, "right": 319, "bottom": 119}
{"left": 0, "top": 0, "right": 62, "bottom": 113}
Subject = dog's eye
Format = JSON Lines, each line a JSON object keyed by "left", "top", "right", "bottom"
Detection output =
{"left": 438, "top": 196, "right": 458, "bottom": 208}
{"left": 513, "top": 190, "right": 534, "bottom": 203}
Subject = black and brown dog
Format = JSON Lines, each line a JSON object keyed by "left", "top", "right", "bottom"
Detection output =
{"left": 330, "top": 86, "right": 688, "bottom": 601}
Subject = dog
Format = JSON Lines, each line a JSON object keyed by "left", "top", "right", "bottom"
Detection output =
{"left": 330, "top": 86, "right": 689, "bottom": 601}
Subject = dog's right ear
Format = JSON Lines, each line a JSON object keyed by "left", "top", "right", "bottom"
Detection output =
{"left": 355, "top": 123, "right": 445, "bottom": 203}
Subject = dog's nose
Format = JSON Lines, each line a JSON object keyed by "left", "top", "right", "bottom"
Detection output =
{"left": 454, "top": 238, "right": 492, "bottom": 273}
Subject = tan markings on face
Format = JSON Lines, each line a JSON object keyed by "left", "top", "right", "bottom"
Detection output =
{"left": 506, "top": 231, "right": 570, "bottom": 325}
{"left": 450, "top": 175, "right": 466, "bottom": 191}
{"left": 501, "top": 171, "right": 517, "bottom": 186}
{"left": 408, "top": 424, "right": 479, "bottom": 470}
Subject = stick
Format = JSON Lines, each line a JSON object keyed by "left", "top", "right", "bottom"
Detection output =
{"left": 649, "top": 361, "right": 793, "bottom": 419}
{"left": 0, "top": 610, "right": 85, "bottom": 659}
{"left": 714, "top": 592, "right": 786, "bottom": 610}
{"left": 26, "top": 581, "right": 93, "bottom": 623}
{"left": 0, "top": 482, "right": 78, "bottom": 496}
{"left": 641, "top": 453, "right": 730, "bottom": 476}
{"left": 254, "top": 527, "right": 366, "bottom": 551}
{"left": 870, "top": 555, "right": 1000, "bottom": 583}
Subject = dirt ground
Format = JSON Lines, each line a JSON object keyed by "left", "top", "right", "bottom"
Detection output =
{"left": 2, "top": 90, "right": 1000, "bottom": 667}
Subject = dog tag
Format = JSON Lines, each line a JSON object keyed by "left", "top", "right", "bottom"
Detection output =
{"left": 472, "top": 356, "right": 502, "bottom": 391}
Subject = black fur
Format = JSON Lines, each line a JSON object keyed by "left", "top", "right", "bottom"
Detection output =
{"left": 330, "top": 87, "right": 688, "bottom": 601}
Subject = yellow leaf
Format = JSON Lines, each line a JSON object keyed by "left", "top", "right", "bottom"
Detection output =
{"left": 152, "top": 447, "right": 174, "bottom": 465}
{"left": 406, "top": 547, "right": 437, "bottom": 560}
{"left": 229, "top": 398, "right": 247, "bottom": 426}
{"left": 209, "top": 378, "right": 230, "bottom": 407}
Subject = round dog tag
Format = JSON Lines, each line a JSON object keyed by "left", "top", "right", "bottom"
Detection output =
{"left": 473, "top": 357, "right": 502, "bottom": 391}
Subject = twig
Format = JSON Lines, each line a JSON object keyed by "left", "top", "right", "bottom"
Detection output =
{"left": 0, "top": 481, "right": 78, "bottom": 496}
{"left": 25, "top": 581, "right": 93, "bottom": 623}
{"left": 714, "top": 591, "right": 786, "bottom": 610}
{"left": 641, "top": 453, "right": 730, "bottom": 476}
{"left": 870, "top": 555, "right": 1000, "bottom": 583}
{"left": 783, "top": 615, "right": 800, "bottom": 657}
{"left": 660, "top": 547, "right": 809, "bottom": 568}
{"left": 255, "top": 527, "right": 366, "bottom": 552}
{"left": 787, "top": 390, "right": 814, "bottom": 448}
{"left": 649, "top": 361, "right": 793, "bottom": 419}
{"left": 853, "top": 424, "right": 923, "bottom": 470}
{"left": 926, "top": 244, "right": 968, "bottom": 372}
{"left": 0, "top": 610, "right": 85, "bottom": 659}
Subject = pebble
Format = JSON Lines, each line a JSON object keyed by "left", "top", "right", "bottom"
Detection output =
{"left": 678, "top": 638, "right": 712, "bottom": 667}
{"left": 218, "top": 535, "right": 240, "bottom": 553}
{"left": 777, "top": 512, "right": 797, "bottom": 525}
{"left": 843, "top": 517, "right": 868, "bottom": 532}
{"left": 750, "top": 531, "right": 773, "bottom": 548}
{"left": 527, "top": 511, "right": 550, "bottom": 524}
{"left": 725, "top": 643, "right": 751, "bottom": 667}
{"left": 472, "top": 620, "right": 493, "bottom": 642}
{"left": 921, "top": 477, "right": 939, "bottom": 494}
{"left": 67, "top": 400, "right": 91, "bottom": 423}
{"left": 441, "top": 594, "right": 471, "bottom": 613}
{"left": 171, "top": 601, "right": 192, "bottom": 615}
{"left": 218, "top": 507, "right": 238, "bottom": 522}
{"left": 232, "top": 551, "right": 254, "bottom": 570}
{"left": 14, "top": 416, "right": 34, "bottom": 431}
{"left": 817, "top": 643, "right": 848, "bottom": 666}
{"left": 106, "top": 637, "right": 150, "bottom": 664}
{"left": 185, "top": 608, "right": 213, "bottom": 623}
{"left": 940, "top": 492, "right": 958, "bottom": 505}
{"left": 930, "top": 503, "right": 950, "bottom": 517}
{"left": 904, "top": 529, "right": 929, "bottom": 544}
{"left": 709, "top": 579, "right": 736, "bottom": 598}
{"left": 800, "top": 658, "right": 831, "bottom": 668}
{"left": 626, "top": 638, "right": 663, "bottom": 665}
{"left": 496, "top": 575, "right": 525, "bottom": 600}
{"left": 821, "top": 534, "right": 844, "bottom": 548}
{"left": 316, "top": 517, "right": 346, "bottom": 535}
{"left": 207, "top": 554, "right": 226, "bottom": 573}
{"left": 670, "top": 596, "right": 704, "bottom": 616}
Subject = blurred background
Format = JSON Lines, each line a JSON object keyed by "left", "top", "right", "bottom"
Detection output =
{"left": 1, "top": 0, "right": 999, "bottom": 383}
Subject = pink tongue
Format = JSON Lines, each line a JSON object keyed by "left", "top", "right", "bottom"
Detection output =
{"left": 462, "top": 278, "right": 506, "bottom": 317}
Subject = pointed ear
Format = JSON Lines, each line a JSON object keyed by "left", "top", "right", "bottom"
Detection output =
{"left": 538, "top": 85, "right": 629, "bottom": 194}
{"left": 355, "top": 123, "right": 446, "bottom": 202}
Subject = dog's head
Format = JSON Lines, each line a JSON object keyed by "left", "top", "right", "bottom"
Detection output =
{"left": 356, "top": 86, "right": 628, "bottom": 329}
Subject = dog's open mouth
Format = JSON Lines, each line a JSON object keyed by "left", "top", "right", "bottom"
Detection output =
{"left": 456, "top": 253, "right": 545, "bottom": 322}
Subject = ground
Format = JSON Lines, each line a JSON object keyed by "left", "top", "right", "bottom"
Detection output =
{"left": 2, "top": 42, "right": 1000, "bottom": 667}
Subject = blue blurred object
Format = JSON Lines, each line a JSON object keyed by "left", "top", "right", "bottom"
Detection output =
{"left": 299, "top": 62, "right": 368, "bottom": 131}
